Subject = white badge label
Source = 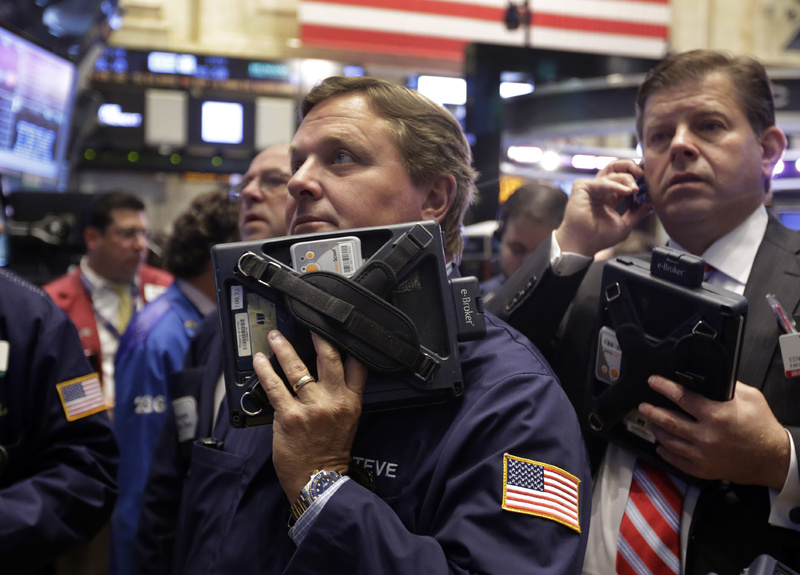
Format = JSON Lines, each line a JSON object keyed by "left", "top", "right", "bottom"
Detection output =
{"left": 779, "top": 333, "right": 800, "bottom": 378}
{"left": 172, "top": 396, "right": 198, "bottom": 442}
{"left": 595, "top": 326, "right": 622, "bottom": 384}
{"left": 623, "top": 409, "right": 656, "bottom": 444}
{"left": 0, "top": 340, "right": 9, "bottom": 376}
{"left": 231, "top": 285, "right": 244, "bottom": 310}
{"left": 144, "top": 283, "right": 168, "bottom": 303}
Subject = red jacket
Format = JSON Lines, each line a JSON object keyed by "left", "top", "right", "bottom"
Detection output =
{"left": 44, "top": 264, "right": 174, "bottom": 372}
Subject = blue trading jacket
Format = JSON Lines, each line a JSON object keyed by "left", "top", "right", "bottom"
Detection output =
{"left": 137, "top": 310, "right": 593, "bottom": 575}
{"left": 0, "top": 269, "right": 118, "bottom": 573}
{"left": 113, "top": 282, "right": 204, "bottom": 575}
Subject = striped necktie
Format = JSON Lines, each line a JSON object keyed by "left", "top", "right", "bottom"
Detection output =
{"left": 616, "top": 459, "right": 687, "bottom": 575}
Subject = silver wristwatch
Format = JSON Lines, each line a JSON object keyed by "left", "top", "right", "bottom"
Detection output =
{"left": 289, "top": 469, "right": 344, "bottom": 522}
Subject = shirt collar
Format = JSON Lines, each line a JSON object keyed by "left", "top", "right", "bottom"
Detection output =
{"left": 80, "top": 256, "right": 138, "bottom": 293}
{"left": 669, "top": 204, "right": 767, "bottom": 286}
{"left": 176, "top": 278, "right": 216, "bottom": 316}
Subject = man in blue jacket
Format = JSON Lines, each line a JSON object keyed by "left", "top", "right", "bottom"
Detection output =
{"left": 136, "top": 77, "right": 591, "bottom": 575}
{"left": 112, "top": 189, "right": 240, "bottom": 574}
{"left": 0, "top": 221, "right": 118, "bottom": 573}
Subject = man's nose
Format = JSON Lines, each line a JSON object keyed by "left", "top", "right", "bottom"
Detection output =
{"left": 133, "top": 232, "right": 148, "bottom": 250}
{"left": 240, "top": 179, "right": 264, "bottom": 204}
{"left": 669, "top": 125, "right": 699, "bottom": 163}
{"left": 288, "top": 160, "right": 322, "bottom": 200}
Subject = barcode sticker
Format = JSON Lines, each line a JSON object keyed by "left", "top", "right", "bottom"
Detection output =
{"left": 339, "top": 242, "right": 355, "bottom": 276}
{"left": 235, "top": 312, "right": 252, "bottom": 357}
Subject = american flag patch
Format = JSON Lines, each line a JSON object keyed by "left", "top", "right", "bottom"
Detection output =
{"left": 56, "top": 373, "right": 106, "bottom": 421}
{"left": 502, "top": 453, "right": 580, "bottom": 532}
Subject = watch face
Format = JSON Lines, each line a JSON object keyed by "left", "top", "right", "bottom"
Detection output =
{"left": 310, "top": 471, "right": 341, "bottom": 498}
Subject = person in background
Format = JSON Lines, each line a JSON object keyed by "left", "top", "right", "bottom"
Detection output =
{"left": 134, "top": 144, "right": 292, "bottom": 573}
{"left": 0, "top": 214, "right": 118, "bottom": 574}
{"left": 42, "top": 190, "right": 171, "bottom": 575}
{"left": 44, "top": 191, "right": 173, "bottom": 410}
{"left": 488, "top": 49, "right": 800, "bottom": 574}
{"left": 235, "top": 145, "right": 293, "bottom": 242}
{"left": 136, "top": 76, "right": 590, "bottom": 575}
{"left": 480, "top": 180, "right": 567, "bottom": 303}
{"left": 111, "top": 189, "right": 240, "bottom": 575}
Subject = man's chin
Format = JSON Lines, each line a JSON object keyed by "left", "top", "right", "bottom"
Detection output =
{"left": 116, "top": 265, "right": 140, "bottom": 284}
{"left": 240, "top": 221, "right": 271, "bottom": 242}
{"left": 658, "top": 200, "right": 717, "bottom": 227}
{"left": 291, "top": 221, "right": 339, "bottom": 235}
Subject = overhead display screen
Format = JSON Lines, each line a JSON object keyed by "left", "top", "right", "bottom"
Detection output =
{"left": 0, "top": 24, "right": 76, "bottom": 189}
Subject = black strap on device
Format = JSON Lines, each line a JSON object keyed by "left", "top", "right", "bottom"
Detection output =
{"left": 237, "top": 223, "right": 438, "bottom": 382}
{"left": 352, "top": 222, "right": 435, "bottom": 298}
{"left": 588, "top": 280, "right": 731, "bottom": 432}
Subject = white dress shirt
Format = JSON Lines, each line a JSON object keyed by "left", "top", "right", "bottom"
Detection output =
{"left": 80, "top": 257, "right": 140, "bottom": 406}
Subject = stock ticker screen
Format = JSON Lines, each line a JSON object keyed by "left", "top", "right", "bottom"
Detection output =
{"left": 0, "top": 24, "right": 75, "bottom": 189}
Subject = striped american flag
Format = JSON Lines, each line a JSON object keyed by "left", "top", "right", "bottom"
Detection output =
{"left": 299, "top": 0, "right": 670, "bottom": 62}
{"left": 56, "top": 374, "right": 106, "bottom": 421}
{"left": 502, "top": 453, "right": 581, "bottom": 532}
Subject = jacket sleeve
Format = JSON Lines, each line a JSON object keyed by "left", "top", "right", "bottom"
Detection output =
{"left": 133, "top": 401, "right": 187, "bottom": 575}
{"left": 134, "top": 314, "right": 223, "bottom": 574}
{"left": 134, "top": 355, "right": 214, "bottom": 574}
{"left": 113, "top": 325, "right": 183, "bottom": 575}
{"left": 485, "top": 236, "right": 590, "bottom": 357}
{"left": 0, "top": 303, "right": 118, "bottom": 572}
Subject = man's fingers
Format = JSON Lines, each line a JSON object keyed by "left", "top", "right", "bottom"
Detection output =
{"left": 647, "top": 375, "right": 705, "bottom": 419}
{"left": 309, "top": 332, "right": 344, "bottom": 389}
{"left": 267, "top": 330, "right": 315, "bottom": 394}
{"left": 654, "top": 444, "right": 695, "bottom": 476}
{"left": 254, "top": 351, "right": 293, "bottom": 411}
{"left": 343, "top": 353, "right": 368, "bottom": 396}
{"left": 597, "top": 158, "right": 644, "bottom": 178}
{"left": 310, "top": 332, "right": 367, "bottom": 396}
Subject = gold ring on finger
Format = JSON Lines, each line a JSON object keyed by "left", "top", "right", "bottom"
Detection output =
{"left": 293, "top": 374, "right": 316, "bottom": 392}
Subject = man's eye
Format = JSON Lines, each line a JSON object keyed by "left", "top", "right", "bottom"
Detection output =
{"left": 333, "top": 151, "right": 355, "bottom": 165}
{"left": 648, "top": 131, "right": 669, "bottom": 144}
{"left": 262, "top": 176, "right": 288, "bottom": 189}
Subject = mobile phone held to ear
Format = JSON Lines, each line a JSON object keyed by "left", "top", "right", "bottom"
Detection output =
{"left": 626, "top": 166, "right": 650, "bottom": 210}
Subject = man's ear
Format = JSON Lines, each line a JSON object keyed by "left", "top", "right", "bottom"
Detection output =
{"left": 83, "top": 226, "right": 100, "bottom": 252}
{"left": 761, "top": 126, "right": 787, "bottom": 180}
{"left": 421, "top": 174, "right": 456, "bottom": 224}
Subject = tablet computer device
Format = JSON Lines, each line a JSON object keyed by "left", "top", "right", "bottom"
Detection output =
{"left": 588, "top": 247, "right": 747, "bottom": 479}
{"left": 212, "top": 220, "right": 485, "bottom": 427}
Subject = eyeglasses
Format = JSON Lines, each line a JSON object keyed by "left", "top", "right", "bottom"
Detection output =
{"left": 229, "top": 172, "right": 290, "bottom": 201}
{"left": 107, "top": 227, "right": 153, "bottom": 242}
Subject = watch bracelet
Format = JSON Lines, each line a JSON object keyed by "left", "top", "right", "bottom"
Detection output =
{"left": 288, "top": 463, "right": 375, "bottom": 525}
